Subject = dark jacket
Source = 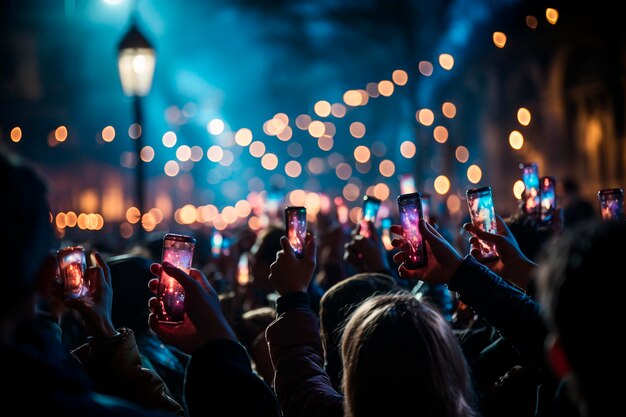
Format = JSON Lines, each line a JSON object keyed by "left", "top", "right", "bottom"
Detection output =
{"left": 265, "top": 292, "right": 344, "bottom": 417}
{"left": 1, "top": 321, "right": 176, "bottom": 416}
{"left": 448, "top": 256, "right": 548, "bottom": 369}
{"left": 185, "top": 339, "right": 281, "bottom": 417}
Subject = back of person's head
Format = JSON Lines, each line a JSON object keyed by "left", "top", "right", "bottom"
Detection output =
{"left": 250, "top": 226, "right": 283, "bottom": 293}
{"left": 563, "top": 177, "right": 580, "bottom": 195}
{"left": 319, "top": 273, "right": 398, "bottom": 390}
{"left": 0, "top": 150, "right": 53, "bottom": 318}
{"left": 107, "top": 254, "right": 154, "bottom": 335}
{"left": 537, "top": 220, "right": 625, "bottom": 415}
{"left": 341, "top": 293, "right": 477, "bottom": 417}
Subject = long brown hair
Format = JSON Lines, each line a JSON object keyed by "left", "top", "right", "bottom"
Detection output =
{"left": 341, "top": 293, "right": 477, "bottom": 417}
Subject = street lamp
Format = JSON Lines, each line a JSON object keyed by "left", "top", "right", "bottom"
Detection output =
{"left": 117, "top": 19, "right": 155, "bottom": 241}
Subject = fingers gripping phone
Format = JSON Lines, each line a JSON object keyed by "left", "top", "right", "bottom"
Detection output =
{"left": 285, "top": 206, "right": 307, "bottom": 258}
{"left": 157, "top": 233, "right": 196, "bottom": 323}
{"left": 359, "top": 195, "right": 381, "bottom": 238}
{"left": 397, "top": 192, "right": 427, "bottom": 268}
{"left": 466, "top": 186, "right": 499, "bottom": 261}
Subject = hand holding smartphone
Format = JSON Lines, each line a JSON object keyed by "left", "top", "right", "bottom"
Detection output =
{"left": 157, "top": 233, "right": 196, "bottom": 323}
{"left": 285, "top": 206, "right": 307, "bottom": 258}
{"left": 520, "top": 163, "right": 540, "bottom": 217}
{"left": 359, "top": 195, "right": 381, "bottom": 237}
{"left": 540, "top": 176, "right": 557, "bottom": 224}
{"left": 397, "top": 192, "right": 427, "bottom": 268}
{"left": 466, "top": 186, "right": 499, "bottom": 261}
{"left": 57, "top": 246, "right": 89, "bottom": 299}
{"left": 598, "top": 188, "right": 624, "bottom": 220}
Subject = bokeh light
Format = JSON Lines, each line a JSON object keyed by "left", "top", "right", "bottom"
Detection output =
{"left": 438, "top": 54, "right": 454, "bottom": 70}
{"left": 467, "top": 165, "right": 482, "bottom": 183}
{"left": 417, "top": 109, "right": 435, "bottom": 126}
{"left": 400, "top": 141, "right": 416, "bottom": 158}
{"left": 392, "top": 69, "right": 408, "bottom": 86}
{"left": 126, "top": 206, "right": 141, "bottom": 224}
{"left": 288, "top": 142, "right": 303, "bottom": 157}
{"left": 455, "top": 146, "right": 470, "bottom": 163}
{"left": 447, "top": 195, "right": 461, "bottom": 214}
{"left": 190, "top": 146, "right": 203, "bottom": 162}
{"left": 354, "top": 145, "right": 371, "bottom": 163}
{"left": 373, "top": 183, "right": 390, "bottom": 200}
{"left": 308, "top": 120, "right": 325, "bottom": 138}
{"left": 442, "top": 102, "right": 457, "bottom": 118}
{"left": 55, "top": 126, "right": 68, "bottom": 142}
{"left": 418, "top": 61, "right": 433, "bottom": 76}
{"left": 102, "top": 126, "right": 116, "bottom": 142}
{"left": 366, "top": 82, "right": 380, "bottom": 97}
{"left": 434, "top": 175, "right": 451, "bottom": 195}
{"left": 546, "top": 8, "right": 558, "bottom": 24}
{"left": 331, "top": 103, "right": 347, "bottom": 118}
{"left": 176, "top": 145, "right": 191, "bottom": 161}
{"left": 318, "top": 135, "right": 334, "bottom": 151}
{"left": 140, "top": 146, "right": 154, "bottom": 162}
{"left": 308, "top": 158, "right": 324, "bottom": 174}
{"left": 343, "top": 183, "right": 360, "bottom": 201}
{"left": 207, "top": 119, "right": 225, "bottom": 135}
{"left": 379, "top": 160, "right": 395, "bottom": 177}
{"left": 517, "top": 108, "right": 531, "bottom": 126}
{"left": 433, "top": 126, "right": 449, "bottom": 143}
{"left": 129, "top": 123, "right": 142, "bottom": 139}
{"left": 343, "top": 90, "right": 362, "bottom": 106}
{"left": 513, "top": 180, "right": 526, "bottom": 199}
{"left": 219, "top": 150, "right": 234, "bottom": 166}
{"left": 277, "top": 126, "right": 293, "bottom": 141}
{"left": 285, "top": 160, "right": 302, "bottom": 177}
{"left": 10, "top": 127, "right": 22, "bottom": 142}
{"left": 162, "top": 131, "right": 177, "bottom": 148}
{"left": 526, "top": 15, "right": 538, "bottom": 29}
{"left": 336, "top": 162, "right": 352, "bottom": 180}
{"left": 249, "top": 141, "right": 266, "bottom": 157}
{"left": 261, "top": 153, "right": 278, "bottom": 170}
{"left": 66, "top": 211, "right": 77, "bottom": 227}
{"left": 350, "top": 122, "right": 366, "bottom": 138}
{"left": 235, "top": 128, "right": 253, "bottom": 146}
{"left": 378, "top": 80, "right": 395, "bottom": 96}
{"left": 295, "top": 114, "right": 312, "bottom": 130}
{"left": 509, "top": 130, "right": 524, "bottom": 149}
{"left": 493, "top": 32, "right": 507, "bottom": 48}
{"left": 314, "top": 100, "right": 331, "bottom": 117}
{"left": 207, "top": 145, "right": 224, "bottom": 162}
{"left": 164, "top": 160, "right": 180, "bottom": 176}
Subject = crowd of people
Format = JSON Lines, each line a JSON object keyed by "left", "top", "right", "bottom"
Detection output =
{"left": 1, "top": 147, "right": 622, "bottom": 417}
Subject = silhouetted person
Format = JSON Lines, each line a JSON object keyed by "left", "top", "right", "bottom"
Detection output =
{"left": 561, "top": 178, "right": 594, "bottom": 228}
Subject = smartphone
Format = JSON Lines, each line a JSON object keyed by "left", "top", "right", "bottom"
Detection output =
{"left": 381, "top": 217, "right": 394, "bottom": 251}
{"left": 466, "top": 186, "right": 499, "bottom": 261}
{"left": 157, "top": 233, "right": 196, "bottom": 323}
{"left": 598, "top": 188, "right": 624, "bottom": 220}
{"left": 399, "top": 173, "right": 417, "bottom": 195}
{"left": 359, "top": 195, "right": 382, "bottom": 237}
{"left": 540, "top": 176, "right": 557, "bottom": 224}
{"left": 397, "top": 192, "right": 427, "bottom": 268}
{"left": 520, "top": 162, "right": 540, "bottom": 217}
{"left": 285, "top": 206, "right": 307, "bottom": 258}
{"left": 421, "top": 193, "right": 432, "bottom": 223}
{"left": 57, "top": 246, "right": 89, "bottom": 299}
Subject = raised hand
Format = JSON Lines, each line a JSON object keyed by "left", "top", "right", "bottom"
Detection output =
{"left": 64, "top": 252, "right": 117, "bottom": 338}
{"left": 464, "top": 214, "right": 536, "bottom": 290}
{"left": 268, "top": 233, "right": 317, "bottom": 296}
{"left": 343, "top": 221, "right": 389, "bottom": 272}
{"left": 391, "top": 219, "right": 463, "bottom": 284}
{"left": 148, "top": 263, "right": 236, "bottom": 355}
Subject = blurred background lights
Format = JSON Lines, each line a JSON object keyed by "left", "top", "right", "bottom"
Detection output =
{"left": 331, "top": 103, "right": 346, "bottom": 118}
{"left": 400, "top": 141, "right": 416, "bottom": 158}
{"left": 164, "top": 160, "right": 180, "bottom": 177}
{"left": 509, "top": 130, "right": 524, "bottom": 149}
{"left": 249, "top": 141, "right": 265, "bottom": 157}
{"left": 446, "top": 195, "right": 461, "bottom": 214}
{"left": 162, "top": 131, "right": 177, "bottom": 148}
{"left": 467, "top": 164, "right": 482, "bottom": 183}
{"left": 207, "top": 145, "right": 224, "bottom": 162}
{"left": 442, "top": 102, "right": 457, "bottom": 118}
{"left": 140, "top": 145, "right": 154, "bottom": 162}
{"left": 55, "top": 126, "right": 68, "bottom": 142}
{"left": 418, "top": 61, "right": 433, "bottom": 76}
{"left": 314, "top": 100, "right": 331, "bottom": 117}
{"left": 517, "top": 108, "right": 532, "bottom": 126}
{"left": 493, "top": 32, "right": 507, "bottom": 48}
{"left": 377, "top": 80, "right": 394, "bottom": 96}
{"left": 417, "top": 109, "right": 435, "bottom": 126}
{"left": 434, "top": 175, "right": 451, "bottom": 194}
{"left": 10, "top": 127, "right": 22, "bottom": 142}
{"left": 101, "top": 126, "right": 116, "bottom": 142}
{"left": 455, "top": 146, "right": 470, "bottom": 163}
{"left": 438, "top": 53, "right": 454, "bottom": 70}
{"left": 350, "top": 122, "right": 366, "bottom": 138}
{"left": 308, "top": 120, "right": 325, "bottom": 137}
{"left": 261, "top": 153, "right": 278, "bottom": 170}
{"left": 526, "top": 15, "right": 538, "bottom": 29}
{"left": 285, "top": 160, "right": 302, "bottom": 177}
{"left": 513, "top": 180, "right": 526, "bottom": 199}
{"left": 392, "top": 69, "right": 408, "bottom": 86}
{"left": 379, "top": 160, "right": 395, "bottom": 177}
{"left": 343, "top": 90, "right": 362, "bottom": 106}
{"left": 207, "top": 118, "right": 225, "bottom": 135}
{"left": 546, "top": 8, "right": 559, "bottom": 24}
{"left": 354, "top": 145, "right": 371, "bottom": 163}
{"left": 235, "top": 128, "right": 253, "bottom": 146}
{"left": 176, "top": 145, "right": 191, "bottom": 161}
{"left": 433, "top": 126, "right": 449, "bottom": 143}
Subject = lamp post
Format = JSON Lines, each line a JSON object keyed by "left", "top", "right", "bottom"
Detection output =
{"left": 117, "top": 19, "right": 155, "bottom": 241}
